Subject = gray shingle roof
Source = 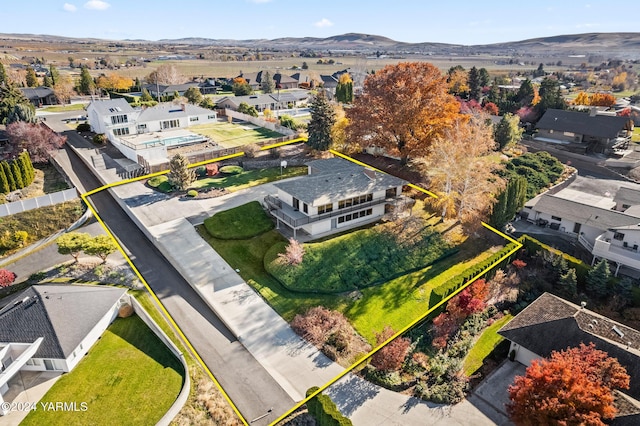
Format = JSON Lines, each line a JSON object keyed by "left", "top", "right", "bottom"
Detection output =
{"left": 526, "top": 193, "right": 640, "bottom": 231}
{"left": 19, "top": 86, "right": 55, "bottom": 100}
{"left": 142, "top": 82, "right": 200, "bottom": 94}
{"left": 499, "top": 292, "right": 640, "bottom": 400}
{"left": 88, "top": 98, "right": 134, "bottom": 116}
{"left": 137, "top": 102, "right": 214, "bottom": 123}
{"left": 615, "top": 187, "right": 640, "bottom": 208}
{"left": 537, "top": 109, "right": 631, "bottom": 139}
{"left": 0, "top": 285, "right": 126, "bottom": 359}
{"left": 274, "top": 157, "right": 406, "bottom": 206}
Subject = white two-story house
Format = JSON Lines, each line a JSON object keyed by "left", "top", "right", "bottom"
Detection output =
{"left": 264, "top": 158, "right": 413, "bottom": 239}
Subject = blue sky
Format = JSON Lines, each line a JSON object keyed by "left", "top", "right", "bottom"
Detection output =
{"left": 2, "top": 1, "right": 638, "bottom": 45}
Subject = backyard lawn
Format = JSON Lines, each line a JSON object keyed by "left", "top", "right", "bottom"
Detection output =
{"left": 21, "top": 315, "right": 184, "bottom": 426}
{"left": 189, "top": 121, "right": 284, "bottom": 148}
{"left": 462, "top": 314, "right": 513, "bottom": 376}
{"left": 190, "top": 166, "right": 307, "bottom": 192}
{"left": 41, "top": 103, "right": 86, "bottom": 112}
{"left": 633, "top": 127, "right": 640, "bottom": 143}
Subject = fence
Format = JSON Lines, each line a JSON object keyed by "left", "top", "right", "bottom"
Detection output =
{"left": 224, "top": 109, "right": 296, "bottom": 136}
{"left": 0, "top": 188, "right": 78, "bottom": 217}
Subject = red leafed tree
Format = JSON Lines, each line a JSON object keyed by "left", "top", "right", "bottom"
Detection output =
{"left": 370, "top": 326, "right": 410, "bottom": 372}
{"left": 0, "top": 269, "right": 17, "bottom": 287}
{"left": 483, "top": 102, "right": 499, "bottom": 115}
{"left": 507, "top": 343, "right": 630, "bottom": 426}
{"left": 345, "top": 62, "right": 461, "bottom": 164}
{"left": 6, "top": 122, "right": 67, "bottom": 163}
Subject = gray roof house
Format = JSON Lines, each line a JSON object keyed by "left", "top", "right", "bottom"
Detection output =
{"left": 536, "top": 109, "right": 634, "bottom": 154}
{"left": 264, "top": 157, "right": 413, "bottom": 239}
{"left": 19, "top": 86, "right": 57, "bottom": 106}
{"left": 499, "top": 292, "right": 640, "bottom": 424}
{"left": 142, "top": 82, "right": 202, "bottom": 99}
{"left": 0, "top": 285, "right": 127, "bottom": 412}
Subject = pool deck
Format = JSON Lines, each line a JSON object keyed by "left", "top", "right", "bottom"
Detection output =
{"left": 120, "top": 129, "right": 206, "bottom": 148}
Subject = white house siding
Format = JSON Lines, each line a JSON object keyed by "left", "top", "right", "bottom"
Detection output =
{"left": 510, "top": 342, "right": 540, "bottom": 367}
{"left": 276, "top": 189, "right": 294, "bottom": 208}
{"left": 110, "top": 139, "right": 139, "bottom": 162}
{"left": 304, "top": 220, "right": 332, "bottom": 235}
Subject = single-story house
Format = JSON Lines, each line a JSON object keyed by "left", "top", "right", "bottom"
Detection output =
{"left": 535, "top": 108, "right": 634, "bottom": 154}
{"left": 238, "top": 71, "right": 298, "bottom": 90}
{"left": 19, "top": 86, "right": 57, "bottom": 106}
{"left": 0, "top": 284, "right": 127, "bottom": 414}
{"left": 142, "top": 82, "right": 202, "bottom": 99}
{"left": 499, "top": 292, "right": 640, "bottom": 424}
{"left": 290, "top": 71, "right": 321, "bottom": 88}
{"left": 522, "top": 178, "right": 640, "bottom": 275}
{"left": 264, "top": 157, "right": 413, "bottom": 239}
{"left": 216, "top": 90, "right": 309, "bottom": 113}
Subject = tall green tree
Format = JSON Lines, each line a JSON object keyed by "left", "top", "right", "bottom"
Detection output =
{"left": 0, "top": 82, "right": 36, "bottom": 124}
{"left": 489, "top": 175, "right": 527, "bottom": 228}
{"left": 77, "top": 66, "right": 95, "bottom": 95}
{"left": 237, "top": 102, "right": 258, "bottom": 117}
{"left": 49, "top": 65, "right": 59, "bottom": 86}
{"left": 468, "top": 66, "right": 481, "bottom": 100}
{"left": 10, "top": 161, "right": 24, "bottom": 189}
{"left": 140, "top": 88, "right": 153, "bottom": 101}
{"left": 0, "top": 62, "right": 7, "bottom": 86}
{"left": 0, "top": 164, "right": 9, "bottom": 194}
{"left": 167, "top": 153, "right": 195, "bottom": 190}
{"left": 17, "top": 152, "right": 34, "bottom": 187}
{"left": 1, "top": 162, "right": 15, "bottom": 191}
{"left": 494, "top": 113, "right": 523, "bottom": 149}
{"left": 558, "top": 268, "right": 578, "bottom": 298}
{"left": 533, "top": 63, "right": 545, "bottom": 78}
{"left": 335, "top": 73, "right": 353, "bottom": 103}
{"left": 515, "top": 79, "right": 535, "bottom": 105}
{"left": 184, "top": 87, "right": 203, "bottom": 104}
{"left": 587, "top": 259, "right": 611, "bottom": 298}
{"left": 307, "top": 91, "right": 335, "bottom": 151}
{"left": 478, "top": 67, "right": 490, "bottom": 88}
{"left": 25, "top": 66, "right": 38, "bottom": 87}
{"left": 43, "top": 75, "right": 53, "bottom": 88}
{"left": 537, "top": 77, "right": 565, "bottom": 115}
{"left": 261, "top": 71, "right": 274, "bottom": 94}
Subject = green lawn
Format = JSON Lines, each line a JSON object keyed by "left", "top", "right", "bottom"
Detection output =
{"left": 204, "top": 201, "right": 273, "bottom": 239}
{"left": 633, "top": 127, "right": 640, "bottom": 143}
{"left": 189, "top": 121, "right": 284, "bottom": 148}
{"left": 190, "top": 166, "right": 307, "bottom": 192}
{"left": 21, "top": 315, "right": 184, "bottom": 426}
{"left": 41, "top": 103, "right": 86, "bottom": 112}
{"left": 463, "top": 314, "right": 513, "bottom": 376}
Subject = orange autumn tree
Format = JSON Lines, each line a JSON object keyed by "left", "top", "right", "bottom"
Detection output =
{"left": 345, "top": 62, "right": 460, "bottom": 164}
{"left": 507, "top": 343, "right": 630, "bottom": 426}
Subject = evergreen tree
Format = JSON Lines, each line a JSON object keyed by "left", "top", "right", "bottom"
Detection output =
{"left": 587, "top": 259, "right": 611, "bottom": 298}
{"left": 533, "top": 63, "right": 545, "bottom": 78}
{"left": 515, "top": 79, "right": 535, "bottom": 105}
{"left": 43, "top": 75, "right": 53, "bottom": 88}
{"left": 537, "top": 77, "right": 565, "bottom": 115}
{"left": 494, "top": 113, "right": 523, "bottom": 149}
{"left": 261, "top": 71, "right": 274, "bottom": 94}
{"left": 77, "top": 66, "right": 95, "bottom": 95}
{"left": 558, "top": 268, "right": 578, "bottom": 298}
{"left": 616, "top": 277, "right": 634, "bottom": 300}
{"left": 489, "top": 176, "right": 527, "bottom": 228}
{"left": 1, "top": 162, "right": 16, "bottom": 191}
{"left": 0, "top": 164, "right": 9, "bottom": 194}
{"left": 141, "top": 88, "right": 153, "bottom": 102}
{"left": 335, "top": 73, "right": 353, "bottom": 103}
{"left": 307, "top": 91, "right": 335, "bottom": 151}
{"left": 10, "top": 161, "right": 24, "bottom": 189}
{"left": 49, "top": 65, "right": 59, "bottom": 86}
{"left": 167, "top": 153, "right": 195, "bottom": 190}
{"left": 25, "top": 66, "right": 38, "bottom": 87}
{"left": 134, "top": 77, "right": 141, "bottom": 91}
{"left": 0, "top": 62, "right": 7, "bottom": 86}
{"left": 17, "top": 152, "right": 34, "bottom": 186}
{"left": 468, "top": 66, "right": 481, "bottom": 100}
{"left": 172, "top": 90, "right": 180, "bottom": 100}
{"left": 478, "top": 67, "right": 490, "bottom": 88}
{"left": 0, "top": 82, "right": 36, "bottom": 124}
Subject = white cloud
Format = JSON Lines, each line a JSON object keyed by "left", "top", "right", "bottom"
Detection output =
{"left": 84, "top": 0, "right": 110, "bottom": 10}
{"left": 314, "top": 18, "right": 333, "bottom": 28}
{"left": 63, "top": 3, "right": 77, "bottom": 12}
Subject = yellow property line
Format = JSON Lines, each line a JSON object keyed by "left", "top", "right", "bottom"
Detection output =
{"left": 74, "top": 137, "right": 521, "bottom": 426}
{"left": 270, "top": 150, "right": 523, "bottom": 425}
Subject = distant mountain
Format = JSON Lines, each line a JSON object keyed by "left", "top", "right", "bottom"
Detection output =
{"left": 1, "top": 32, "right": 640, "bottom": 58}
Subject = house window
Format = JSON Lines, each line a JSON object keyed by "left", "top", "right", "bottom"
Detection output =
{"left": 189, "top": 116, "right": 199, "bottom": 122}
{"left": 338, "top": 194, "right": 372, "bottom": 209}
{"left": 26, "top": 359, "right": 41, "bottom": 366}
{"left": 303, "top": 203, "right": 308, "bottom": 214}
{"left": 110, "top": 114, "right": 128, "bottom": 125}
{"left": 337, "top": 208, "right": 372, "bottom": 224}
{"left": 208, "top": 115, "right": 216, "bottom": 120}
{"left": 113, "top": 127, "right": 130, "bottom": 136}
{"left": 161, "top": 119, "right": 180, "bottom": 129}
{"left": 614, "top": 232, "right": 625, "bottom": 241}
{"left": 551, "top": 216, "right": 562, "bottom": 221}
{"left": 318, "top": 203, "right": 333, "bottom": 214}
{"left": 622, "top": 204, "right": 631, "bottom": 209}
{"left": 137, "top": 123, "right": 147, "bottom": 130}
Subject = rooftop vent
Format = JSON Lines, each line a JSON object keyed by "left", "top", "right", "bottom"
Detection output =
{"left": 613, "top": 325, "right": 625, "bottom": 338}
{"left": 581, "top": 301, "right": 587, "bottom": 309}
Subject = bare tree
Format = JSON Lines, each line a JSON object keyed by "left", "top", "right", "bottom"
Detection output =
{"left": 145, "top": 64, "right": 185, "bottom": 85}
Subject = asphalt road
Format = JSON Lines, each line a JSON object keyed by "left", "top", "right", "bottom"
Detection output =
{"left": 52, "top": 127, "right": 294, "bottom": 425}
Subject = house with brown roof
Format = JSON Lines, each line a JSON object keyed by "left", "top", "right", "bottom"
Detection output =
{"left": 499, "top": 292, "right": 640, "bottom": 424}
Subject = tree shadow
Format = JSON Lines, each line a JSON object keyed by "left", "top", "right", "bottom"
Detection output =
{"left": 327, "top": 375, "right": 380, "bottom": 417}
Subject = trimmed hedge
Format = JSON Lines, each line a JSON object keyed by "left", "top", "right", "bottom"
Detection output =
{"left": 429, "top": 241, "right": 520, "bottom": 307}
{"left": 148, "top": 175, "right": 168, "bottom": 188}
{"left": 219, "top": 165, "right": 243, "bottom": 175}
{"left": 518, "top": 235, "right": 589, "bottom": 284}
{"left": 306, "top": 387, "right": 352, "bottom": 426}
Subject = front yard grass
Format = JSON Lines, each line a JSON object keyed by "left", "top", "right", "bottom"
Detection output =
{"left": 462, "top": 314, "right": 513, "bottom": 376}
{"left": 633, "top": 127, "right": 640, "bottom": 143}
{"left": 40, "top": 103, "right": 86, "bottom": 112}
{"left": 204, "top": 201, "right": 273, "bottom": 239}
{"left": 189, "top": 121, "right": 284, "bottom": 148}
{"left": 21, "top": 315, "right": 184, "bottom": 426}
{"left": 190, "top": 166, "right": 307, "bottom": 192}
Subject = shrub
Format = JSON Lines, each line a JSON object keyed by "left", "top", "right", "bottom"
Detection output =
{"left": 0, "top": 269, "right": 17, "bottom": 287}
{"left": 519, "top": 235, "right": 589, "bottom": 284}
{"left": 219, "top": 165, "right": 243, "bottom": 175}
{"left": 187, "top": 189, "right": 198, "bottom": 197}
{"left": 148, "top": 175, "right": 168, "bottom": 188}
{"left": 195, "top": 166, "right": 207, "bottom": 178}
{"left": 305, "top": 387, "right": 353, "bottom": 426}
{"left": 370, "top": 326, "right": 410, "bottom": 372}
{"left": 93, "top": 133, "right": 107, "bottom": 144}
{"left": 76, "top": 123, "right": 91, "bottom": 132}
{"left": 278, "top": 238, "right": 304, "bottom": 265}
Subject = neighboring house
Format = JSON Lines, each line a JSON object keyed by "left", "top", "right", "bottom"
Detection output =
{"left": 290, "top": 71, "right": 321, "bottom": 88}
{"left": 0, "top": 285, "right": 127, "bottom": 413}
{"left": 238, "top": 71, "right": 298, "bottom": 90}
{"left": 216, "top": 90, "right": 309, "bottom": 113}
{"left": 142, "top": 82, "right": 201, "bottom": 99}
{"left": 19, "top": 86, "right": 57, "bottom": 106}
{"left": 264, "top": 157, "right": 413, "bottom": 239}
{"left": 522, "top": 178, "right": 640, "bottom": 275}
{"left": 87, "top": 99, "right": 216, "bottom": 163}
{"left": 499, "top": 292, "right": 640, "bottom": 424}
{"left": 535, "top": 108, "right": 634, "bottom": 154}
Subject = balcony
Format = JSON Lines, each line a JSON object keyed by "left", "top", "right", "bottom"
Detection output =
{"left": 592, "top": 234, "right": 640, "bottom": 271}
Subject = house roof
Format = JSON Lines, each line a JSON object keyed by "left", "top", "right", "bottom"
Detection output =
{"left": 274, "top": 157, "right": 406, "bottom": 206}
{"left": 273, "top": 73, "right": 297, "bottom": 85}
{"left": 0, "top": 284, "right": 126, "bottom": 359}
{"left": 88, "top": 98, "right": 134, "bottom": 116}
{"left": 526, "top": 193, "right": 640, "bottom": 231}
{"left": 615, "top": 187, "right": 640, "bottom": 208}
{"left": 137, "top": 102, "right": 215, "bottom": 123}
{"left": 320, "top": 75, "right": 338, "bottom": 87}
{"left": 19, "top": 86, "right": 54, "bottom": 100}
{"left": 499, "top": 292, "right": 640, "bottom": 400}
{"left": 142, "top": 82, "right": 200, "bottom": 94}
{"left": 537, "top": 109, "right": 631, "bottom": 139}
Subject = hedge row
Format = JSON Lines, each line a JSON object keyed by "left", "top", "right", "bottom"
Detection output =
{"left": 305, "top": 387, "right": 352, "bottom": 426}
{"left": 518, "top": 235, "right": 589, "bottom": 284}
{"left": 0, "top": 152, "right": 35, "bottom": 194}
{"left": 429, "top": 241, "right": 521, "bottom": 307}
